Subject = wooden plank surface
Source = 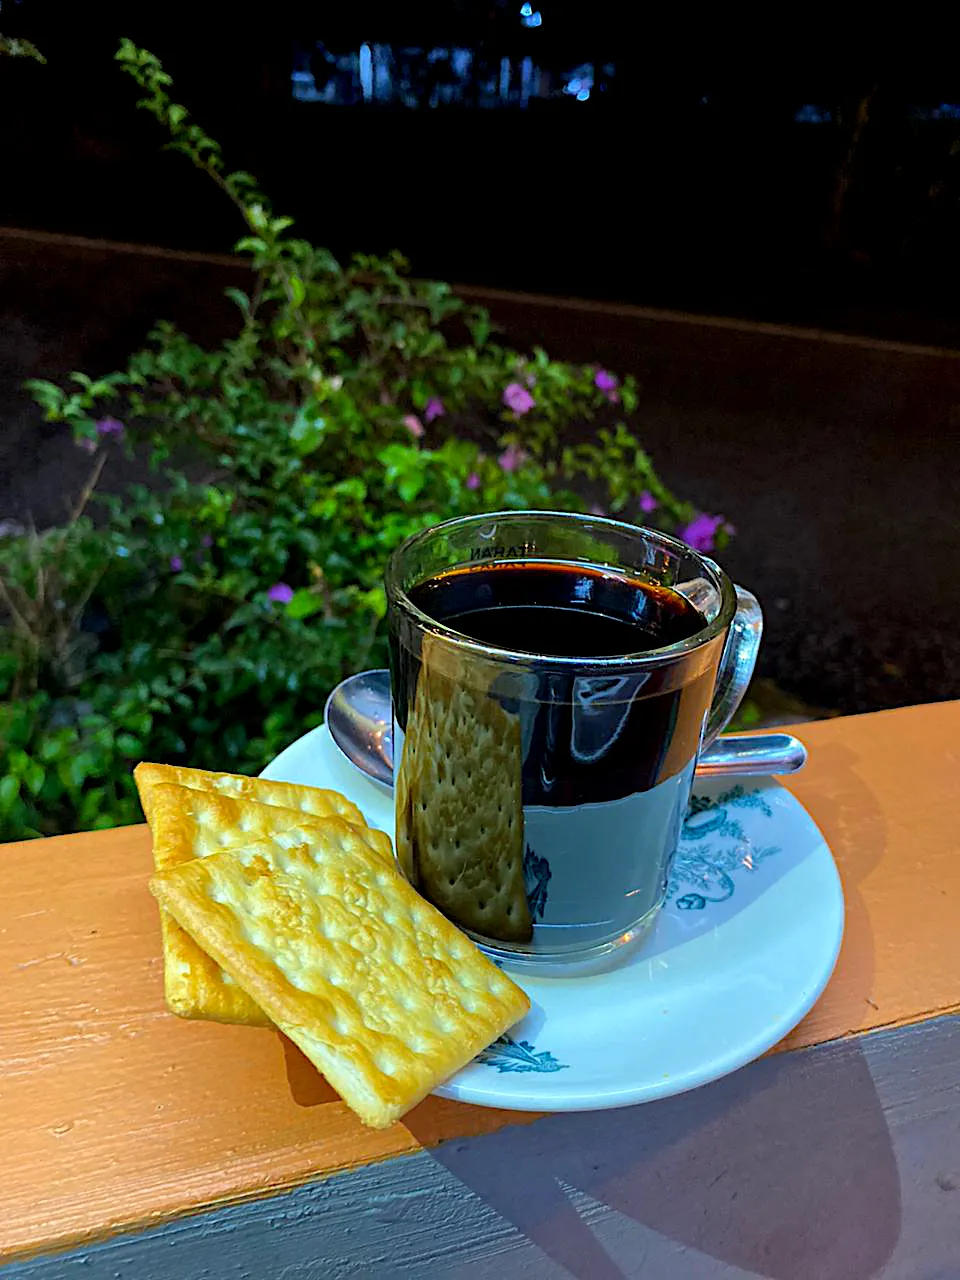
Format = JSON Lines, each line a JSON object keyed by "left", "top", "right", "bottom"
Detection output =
{"left": 1, "top": 701, "right": 958, "bottom": 1262}
{"left": 6, "top": 1014, "right": 960, "bottom": 1279}
{"left": 779, "top": 699, "right": 960, "bottom": 1048}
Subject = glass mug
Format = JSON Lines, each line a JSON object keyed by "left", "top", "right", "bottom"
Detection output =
{"left": 385, "top": 511, "right": 762, "bottom": 968}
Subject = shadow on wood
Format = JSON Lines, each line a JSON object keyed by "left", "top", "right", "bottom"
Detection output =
{"left": 413, "top": 1035, "right": 900, "bottom": 1279}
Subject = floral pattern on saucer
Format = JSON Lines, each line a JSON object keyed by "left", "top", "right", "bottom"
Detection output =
{"left": 668, "top": 784, "right": 782, "bottom": 911}
{"left": 477, "top": 1035, "right": 568, "bottom": 1074}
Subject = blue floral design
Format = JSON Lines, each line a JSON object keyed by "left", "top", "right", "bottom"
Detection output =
{"left": 522, "top": 839, "right": 552, "bottom": 921}
{"left": 523, "top": 844, "right": 551, "bottom": 921}
{"left": 477, "top": 1035, "right": 568, "bottom": 1073}
{"left": 667, "top": 785, "right": 780, "bottom": 910}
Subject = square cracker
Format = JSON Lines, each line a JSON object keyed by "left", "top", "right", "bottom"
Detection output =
{"left": 148, "top": 783, "right": 393, "bottom": 1026}
{"left": 134, "top": 761, "right": 365, "bottom": 829}
{"left": 397, "top": 657, "right": 531, "bottom": 943}
{"left": 149, "top": 821, "right": 530, "bottom": 1128}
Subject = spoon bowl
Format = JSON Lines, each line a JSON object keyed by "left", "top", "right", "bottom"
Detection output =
{"left": 324, "top": 669, "right": 394, "bottom": 790}
{"left": 324, "top": 668, "right": 807, "bottom": 789}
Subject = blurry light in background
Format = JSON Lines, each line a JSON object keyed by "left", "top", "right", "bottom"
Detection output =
{"left": 794, "top": 104, "right": 832, "bottom": 124}
{"left": 563, "top": 65, "right": 594, "bottom": 101}
{"left": 359, "top": 43, "right": 373, "bottom": 101}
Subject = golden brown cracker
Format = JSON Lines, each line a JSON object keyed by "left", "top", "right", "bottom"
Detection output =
{"left": 397, "top": 660, "right": 531, "bottom": 943}
{"left": 134, "top": 762, "right": 365, "bottom": 829}
{"left": 148, "top": 784, "right": 391, "bottom": 1025}
{"left": 149, "top": 822, "right": 530, "bottom": 1128}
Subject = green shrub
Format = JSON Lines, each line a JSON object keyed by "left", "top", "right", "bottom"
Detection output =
{"left": 0, "top": 42, "right": 732, "bottom": 840}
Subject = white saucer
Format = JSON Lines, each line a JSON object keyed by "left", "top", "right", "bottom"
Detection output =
{"left": 262, "top": 726, "right": 844, "bottom": 1112}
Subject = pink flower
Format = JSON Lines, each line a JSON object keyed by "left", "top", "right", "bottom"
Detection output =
{"left": 424, "top": 397, "right": 445, "bottom": 423}
{"left": 95, "top": 417, "right": 125, "bottom": 439}
{"left": 379, "top": 389, "right": 393, "bottom": 406}
{"left": 77, "top": 436, "right": 97, "bottom": 453}
{"left": 466, "top": 471, "right": 481, "bottom": 491}
{"left": 502, "top": 382, "right": 535, "bottom": 415}
{"left": 403, "top": 414, "right": 424, "bottom": 439}
{"left": 639, "top": 491, "right": 657, "bottom": 513}
{"left": 169, "top": 556, "right": 183, "bottom": 572}
{"left": 589, "top": 504, "right": 606, "bottom": 516}
{"left": 525, "top": 373, "right": 537, "bottom": 388}
{"left": 678, "top": 514, "right": 724, "bottom": 553}
{"left": 267, "top": 582, "right": 294, "bottom": 605}
{"left": 498, "top": 444, "right": 529, "bottom": 473}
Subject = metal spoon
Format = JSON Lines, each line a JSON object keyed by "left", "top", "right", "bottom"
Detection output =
{"left": 324, "top": 669, "right": 807, "bottom": 789}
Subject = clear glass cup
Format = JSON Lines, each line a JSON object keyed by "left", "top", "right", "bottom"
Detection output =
{"left": 385, "top": 510, "right": 762, "bottom": 969}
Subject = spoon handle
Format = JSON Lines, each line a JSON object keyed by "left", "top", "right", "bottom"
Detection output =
{"left": 696, "top": 732, "right": 807, "bottom": 778}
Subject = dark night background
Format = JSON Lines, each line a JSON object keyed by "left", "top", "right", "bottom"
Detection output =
{"left": 3, "top": 6, "right": 960, "bottom": 340}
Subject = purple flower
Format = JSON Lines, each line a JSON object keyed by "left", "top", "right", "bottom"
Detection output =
{"left": 639, "top": 490, "right": 657, "bottom": 513}
{"left": 589, "top": 503, "right": 606, "bottom": 517}
{"left": 498, "top": 444, "right": 529, "bottom": 473}
{"left": 201, "top": 534, "right": 214, "bottom": 548}
{"left": 267, "top": 582, "right": 294, "bottom": 605}
{"left": 678, "top": 513, "right": 724, "bottom": 553}
{"left": 465, "top": 471, "right": 481, "bottom": 491}
{"left": 525, "top": 373, "right": 537, "bottom": 388}
{"left": 594, "top": 369, "right": 621, "bottom": 404}
{"left": 77, "top": 436, "right": 98, "bottom": 453}
{"left": 502, "top": 382, "right": 535, "bottom": 415}
{"left": 95, "top": 417, "right": 125, "bottom": 439}
{"left": 169, "top": 556, "right": 183, "bottom": 572}
{"left": 424, "top": 397, "right": 445, "bottom": 423}
{"left": 403, "top": 414, "right": 425, "bottom": 439}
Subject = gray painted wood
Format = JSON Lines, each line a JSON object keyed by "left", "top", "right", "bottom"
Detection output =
{"left": 5, "top": 1016, "right": 960, "bottom": 1280}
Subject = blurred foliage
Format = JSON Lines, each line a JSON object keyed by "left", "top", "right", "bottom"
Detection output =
{"left": 0, "top": 34, "right": 45, "bottom": 62}
{"left": 1, "top": 42, "right": 731, "bottom": 840}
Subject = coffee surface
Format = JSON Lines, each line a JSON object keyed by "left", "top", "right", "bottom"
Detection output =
{"left": 407, "top": 561, "right": 704, "bottom": 657}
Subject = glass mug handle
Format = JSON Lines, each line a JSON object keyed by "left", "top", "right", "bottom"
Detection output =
{"left": 701, "top": 585, "right": 763, "bottom": 750}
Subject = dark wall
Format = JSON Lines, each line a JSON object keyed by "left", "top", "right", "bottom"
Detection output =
{"left": 3, "top": 5, "right": 960, "bottom": 337}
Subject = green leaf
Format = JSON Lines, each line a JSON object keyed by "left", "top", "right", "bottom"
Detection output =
{"left": 224, "top": 287, "right": 251, "bottom": 314}
{"left": 334, "top": 477, "right": 367, "bottom": 502}
{"left": 0, "top": 775, "right": 21, "bottom": 811}
{"left": 290, "top": 405, "right": 327, "bottom": 456}
{"left": 397, "top": 472, "right": 425, "bottom": 502}
{"left": 23, "top": 760, "right": 45, "bottom": 797}
{"left": 285, "top": 589, "right": 324, "bottom": 620}
{"left": 469, "top": 313, "right": 492, "bottom": 347}
{"left": 289, "top": 275, "right": 306, "bottom": 308}
{"left": 358, "top": 585, "right": 387, "bottom": 619}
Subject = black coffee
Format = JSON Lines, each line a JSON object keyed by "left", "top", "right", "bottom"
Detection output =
{"left": 407, "top": 561, "right": 704, "bottom": 657}
{"left": 391, "top": 560, "right": 720, "bottom": 951}
{"left": 398, "top": 561, "right": 712, "bottom": 805}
